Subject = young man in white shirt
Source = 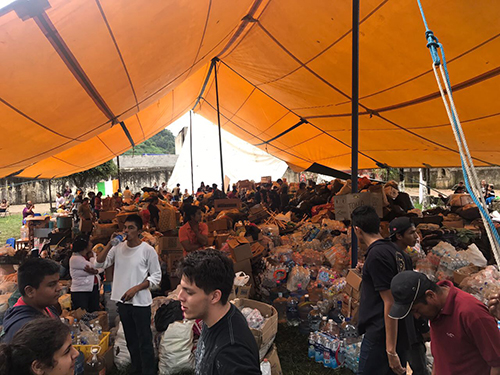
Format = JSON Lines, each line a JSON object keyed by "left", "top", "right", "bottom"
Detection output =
{"left": 96, "top": 214, "right": 161, "bottom": 375}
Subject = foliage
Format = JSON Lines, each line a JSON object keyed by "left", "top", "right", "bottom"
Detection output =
{"left": 123, "top": 128, "right": 175, "bottom": 156}
{"left": 67, "top": 160, "right": 117, "bottom": 189}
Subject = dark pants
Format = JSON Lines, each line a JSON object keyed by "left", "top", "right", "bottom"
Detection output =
{"left": 117, "top": 303, "right": 156, "bottom": 375}
{"left": 358, "top": 337, "right": 408, "bottom": 375}
{"left": 71, "top": 284, "right": 100, "bottom": 312}
{"left": 406, "top": 341, "right": 430, "bottom": 375}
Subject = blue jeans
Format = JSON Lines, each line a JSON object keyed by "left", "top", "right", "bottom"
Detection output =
{"left": 358, "top": 337, "right": 408, "bottom": 375}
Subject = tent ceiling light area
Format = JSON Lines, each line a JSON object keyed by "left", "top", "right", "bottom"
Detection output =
{"left": 1, "top": 0, "right": 499, "bottom": 179}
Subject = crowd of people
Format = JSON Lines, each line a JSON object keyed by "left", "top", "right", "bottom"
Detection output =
{"left": 2, "top": 177, "right": 500, "bottom": 375}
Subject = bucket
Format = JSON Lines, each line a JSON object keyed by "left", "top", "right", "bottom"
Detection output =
{"left": 57, "top": 216, "right": 72, "bottom": 229}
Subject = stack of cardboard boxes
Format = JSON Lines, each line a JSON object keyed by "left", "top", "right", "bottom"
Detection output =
{"left": 157, "top": 236, "right": 183, "bottom": 275}
{"left": 206, "top": 219, "right": 230, "bottom": 249}
{"left": 248, "top": 204, "right": 269, "bottom": 223}
{"left": 342, "top": 269, "right": 362, "bottom": 323}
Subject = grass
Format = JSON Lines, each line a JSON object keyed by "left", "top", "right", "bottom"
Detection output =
{"left": 0, "top": 213, "right": 23, "bottom": 245}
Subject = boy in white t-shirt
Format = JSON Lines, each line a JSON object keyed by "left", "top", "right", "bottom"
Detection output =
{"left": 96, "top": 214, "right": 161, "bottom": 375}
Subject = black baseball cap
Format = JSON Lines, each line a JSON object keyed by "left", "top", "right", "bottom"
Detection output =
{"left": 389, "top": 271, "right": 434, "bottom": 319}
{"left": 389, "top": 217, "right": 414, "bottom": 239}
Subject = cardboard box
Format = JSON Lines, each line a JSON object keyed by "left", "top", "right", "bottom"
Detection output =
{"left": 250, "top": 241, "right": 266, "bottom": 259}
{"left": 79, "top": 219, "right": 93, "bottom": 233}
{"left": 265, "top": 344, "right": 283, "bottom": 375}
{"left": 215, "top": 233, "right": 230, "bottom": 249}
{"left": 341, "top": 293, "right": 360, "bottom": 323}
{"left": 167, "top": 251, "right": 184, "bottom": 274}
{"left": 214, "top": 198, "right": 242, "bottom": 212}
{"left": 103, "top": 346, "right": 114, "bottom": 373}
{"left": 334, "top": 192, "right": 383, "bottom": 221}
{"left": 233, "top": 259, "right": 255, "bottom": 296}
{"left": 345, "top": 269, "right": 362, "bottom": 300}
{"left": 207, "top": 236, "right": 215, "bottom": 247}
{"left": 453, "top": 265, "right": 483, "bottom": 286}
{"left": 99, "top": 211, "right": 117, "bottom": 223}
{"left": 228, "top": 237, "right": 253, "bottom": 262}
{"left": 158, "top": 236, "right": 183, "bottom": 252}
{"left": 207, "top": 219, "right": 229, "bottom": 233}
{"left": 232, "top": 298, "right": 278, "bottom": 350}
{"left": 261, "top": 176, "right": 272, "bottom": 184}
{"left": 90, "top": 311, "right": 109, "bottom": 333}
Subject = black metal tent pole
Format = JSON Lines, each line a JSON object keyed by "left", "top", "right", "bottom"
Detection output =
{"left": 116, "top": 155, "right": 121, "bottom": 192}
{"left": 213, "top": 58, "right": 225, "bottom": 192}
{"left": 48, "top": 179, "right": 53, "bottom": 212}
{"left": 189, "top": 110, "right": 195, "bottom": 195}
{"left": 351, "top": 0, "right": 360, "bottom": 268}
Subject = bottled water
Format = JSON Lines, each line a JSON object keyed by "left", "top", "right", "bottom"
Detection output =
{"left": 110, "top": 234, "right": 126, "bottom": 247}
{"left": 71, "top": 319, "right": 80, "bottom": 344}
{"left": 93, "top": 321, "right": 103, "bottom": 340}
{"left": 314, "top": 333, "right": 324, "bottom": 363}
{"left": 308, "top": 332, "right": 316, "bottom": 359}
{"left": 260, "top": 359, "right": 271, "bottom": 375}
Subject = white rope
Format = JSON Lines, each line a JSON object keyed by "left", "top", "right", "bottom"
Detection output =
{"left": 432, "top": 64, "right": 500, "bottom": 265}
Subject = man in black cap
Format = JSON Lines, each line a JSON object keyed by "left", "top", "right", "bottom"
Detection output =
{"left": 390, "top": 271, "right": 500, "bottom": 375}
{"left": 389, "top": 217, "right": 430, "bottom": 375}
{"left": 352, "top": 205, "right": 415, "bottom": 375}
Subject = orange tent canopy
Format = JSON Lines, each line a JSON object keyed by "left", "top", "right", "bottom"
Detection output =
{"left": 1, "top": 0, "right": 499, "bottom": 178}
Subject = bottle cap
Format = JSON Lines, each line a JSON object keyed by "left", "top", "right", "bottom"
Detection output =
{"left": 278, "top": 292, "right": 283, "bottom": 297}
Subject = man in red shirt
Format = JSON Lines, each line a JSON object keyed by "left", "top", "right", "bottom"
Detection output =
{"left": 390, "top": 271, "right": 500, "bottom": 375}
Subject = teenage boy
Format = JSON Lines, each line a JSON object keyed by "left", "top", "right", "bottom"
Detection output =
{"left": 96, "top": 214, "right": 161, "bottom": 375}
{"left": 352, "top": 205, "right": 415, "bottom": 375}
{"left": 389, "top": 217, "right": 430, "bottom": 375}
{"left": 390, "top": 271, "right": 500, "bottom": 375}
{"left": 178, "top": 249, "right": 260, "bottom": 375}
{"left": 1, "top": 258, "right": 61, "bottom": 343}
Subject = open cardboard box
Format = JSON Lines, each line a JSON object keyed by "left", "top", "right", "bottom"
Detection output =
{"left": 227, "top": 237, "right": 253, "bottom": 262}
{"left": 345, "top": 269, "right": 362, "bottom": 300}
{"left": 232, "top": 298, "right": 278, "bottom": 351}
{"left": 264, "top": 344, "right": 283, "bottom": 375}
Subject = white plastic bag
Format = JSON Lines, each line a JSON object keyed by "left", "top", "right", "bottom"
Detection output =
{"left": 463, "top": 244, "right": 488, "bottom": 267}
{"left": 158, "top": 320, "right": 194, "bottom": 375}
{"left": 114, "top": 322, "right": 131, "bottom": 369}
{"left": 234, "top": 271, "right": 250, "bottom": 287}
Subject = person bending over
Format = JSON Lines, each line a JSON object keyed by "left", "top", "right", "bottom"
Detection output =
{"left": 178, "top": 249, "right": 260, "bottom": 375}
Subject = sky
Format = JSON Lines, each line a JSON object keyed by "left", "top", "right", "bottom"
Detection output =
{"left": 0, "top": 0, "right": 15, "bottom": 9}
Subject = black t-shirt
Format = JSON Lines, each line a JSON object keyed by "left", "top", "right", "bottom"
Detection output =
{"left": 195, "top": 304, "right": 260, "bottom": 375}
{"left": 358, "top": 238, "right": 416, "bottom": 350}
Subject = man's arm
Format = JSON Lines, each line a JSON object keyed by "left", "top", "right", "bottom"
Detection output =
{"left": 121, "top": 278, "right": 150, "bottom": 302}
{"left": 121, "top": 248, "right": 161, "bottom": 301}
{"left": 95, "top": 235, "right": 118, "bottom": 267}
{"left": 380, "top": 289, "right": 406, "bottom": 375}
{"left": 181, "top": 240, "right": 201, "bottom": 253}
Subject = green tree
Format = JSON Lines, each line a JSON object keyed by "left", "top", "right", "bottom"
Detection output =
{"left": 123, "top": 128, "right": 175, "bottom": 155}
{"left": 67, "top": 160, "right": 117, "bottom": 188}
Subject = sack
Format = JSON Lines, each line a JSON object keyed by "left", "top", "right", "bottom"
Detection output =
{"left": 114, "top": 322, "right": 131, "bottom": 369}
{"left": 158, "top": 320, "right": 194, "bottom": 375}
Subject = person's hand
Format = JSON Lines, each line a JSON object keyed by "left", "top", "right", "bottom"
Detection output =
{"left": 121, "top": 286, "right": 139, "bottom": 302}
{"left": 84, "top": 265, "right": 98, "bottom": 275}
{"left": 387, "top": 352, "right": 406, "bottom": 375}
{"left": 488, "top": 293, "right": 500, "bottom": 319}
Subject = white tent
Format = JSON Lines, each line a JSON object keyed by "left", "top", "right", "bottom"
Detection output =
{"left": 167, "top": 114, "right": 288, "bottom": 192}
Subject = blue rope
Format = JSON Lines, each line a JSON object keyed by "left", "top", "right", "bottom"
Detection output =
{"left": 417, "top": 0, "right": 500, "bottom": 247}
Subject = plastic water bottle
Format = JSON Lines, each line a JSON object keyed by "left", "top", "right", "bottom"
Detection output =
{"left": 71, "top": 319, "right": 80, "bottom": 344}
{"left": 93, "top": 321, "right": 103, "bottom": 340}
{"left": 323, "top": 335, "right": 332, "bottom": 368}
{"left": 308, "top": 332, "right": 316, "bottom": 359}
{"left": 260, "top": 359, "right": 271, "bottom": 375}
{"left": 341, "top": 318, "right": 359, "bottom": 344}
{"left": 315, "top": 334, "right": 325, "bottom": 363}
{"left": 110, "top": 234, "right": 125, "bottom": 247}
{"left": 84, "top": 346, "right": 106, "bottom": 375}
{"left": 286, "top": 295, "right": 300, "bottom": 326}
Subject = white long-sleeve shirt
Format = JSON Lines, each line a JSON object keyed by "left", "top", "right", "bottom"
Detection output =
{"left": 95, "top": 241, "right": 161, "bottom": 307}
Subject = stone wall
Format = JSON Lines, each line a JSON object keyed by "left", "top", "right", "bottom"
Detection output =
{"left": 0, "top": 170, "right": 173, "bottom": 206}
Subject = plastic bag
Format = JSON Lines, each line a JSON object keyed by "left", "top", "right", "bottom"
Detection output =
{"left": 241, "top": 307, "right": 264, "bottom": 329}
{"left": 158, "top": 320, "right": 194, "bottom": 375}
{"left": 462, "top": 244, "right": 487, "bottom": 267}
{"left": 234, "top": 272, "right": 250, "bottom": 287}
{"left": 286, "top": 265, "right": 310, "bottom": 292}
{"left": 114, "top": 322, "right": 131, "bottom": 369}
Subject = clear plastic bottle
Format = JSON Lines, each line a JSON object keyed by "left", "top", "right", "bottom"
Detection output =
{"left": 308, "top": 306, "right": 322, "bottom": 332}
{"left": 315, "top": 333, "right": 325, "bottom": 363}
{"left": 273, "top": 292, "right": 288, "bottom": 324}
{"left": 93, "top": 321, "right": 103, "bottom": 340}
{"left": 341, "top": 318, "right": 359, "bottom": 344}
{"left": 260, "top": 359, "right": 271, "bottom": 375}
{"left": 308, "top": 332, "right": 316, "bottom": 359}
{"left": 71, "top": 318, "right": 80, "bottom": 344}
{"left": 20, "top": 225, "right": 29, "bottom": 241}
{"left": 326, "top": 318, "right": 340, "bottom": 337}
{"left": 319, "top": 316, "right": 328, "bottom": 332}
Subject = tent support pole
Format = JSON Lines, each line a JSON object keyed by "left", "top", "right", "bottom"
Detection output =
{"left": 116, "top": 155, "right": 121, "bottom": 191}
{"left": 213, "top": 58, "right": 225, "bottom": 192}
{"left": 190, "top": 110, "right": 195, "bottom": 195}
{"left": 351, "top": 0, "right": 360, "bottom": 268}
{"left": 48, "top": 179, "right": 53, "bottom": 212}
